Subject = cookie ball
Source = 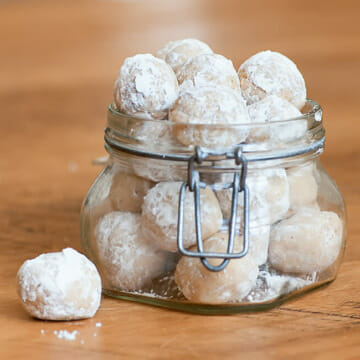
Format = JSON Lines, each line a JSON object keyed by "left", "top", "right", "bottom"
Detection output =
{"left": 287, "top": 162, "right": 318, "bottom": 211}
{"left": 130, "top": 120, "right": 179, "bottom": 148}
{"left": 175, "top": 233, "right": 259, "bottom": 304}
{"left": 269, "top": 208, "right": 343, "bottom": 274}
{"left": 247, "top": 95, "right": 307, "bottom": 143}
{"left": 169, "top": 86, "right": 249, "bottom": 147}
{"left": 216, "top": 168, "right": 289, "bottom": 226}
{"left": 238, "top": 50, "right": 306, "bottom": 109}
{"left": 247, "top": 225, "right": 270, "bottom": 266}
{"left": 113, "top": 54, "right": 179, "bottom": 120}
{"left": 177, "top": 53, "right": 240, "bottom": 91}
{"left": 141, "top": 182, "right": 223, "bottom": 252}
{"left": 95, "top": 212, "right": 169, "bottom": 290}
{"left": 109, "top": 170, "right": 154, "bottom": 213}
{"left": 132, "top": 158, "right": 187, "bottom": 183}
{"left": 156, "top": 38, "right": 213, "bottom": 74}
{"left": 16, "top": 248, "right": 101, "bottom": 320}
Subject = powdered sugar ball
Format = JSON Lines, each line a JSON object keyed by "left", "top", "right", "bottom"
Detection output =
{"left": 16, "top": 248, "right": 101, "bottom": 320}
{"left": 130, "top": 120, "right": 179, "bottom": 148}
{"left": 248, "top": 95, "right": 307, "bottom": 143}
{"left": 113, "top": 54, "right": 179, "bottom": 120}
{"left": 95, "top": 212, "right": 169, "bottom": 290}
{"left": 269, "top": 208, "right": 343, "bottom": 274}
{"left": 216, "top": 168, "right": 289, "bottom": 226}
{"left": 175, "top": 232, "right": 259, "bottom": 304}
{"left": 287, "top": 162, "right": 318, "bottom": 211}
{"left": 109, "top": 170, "right": 154, "bottom": 213}
{"left": 132, "top": 158, "right": 187, "bottom": 182}
{"left": 141, "top": 182, "right": 223, "bottom": 252}
{"left": 238, "top": 51, "right": 306, "bottom": 109}
{"left": 169, "top": 86, "right": 249, "bottom": 147}
{"left": 156, "top": 38, "right": 213, "bottom": 74}
{"left": 247, "top": 225, "right": 270, "bottom": 266}
{"left": 177, "top": 53, "right": 240, "bottom": 91}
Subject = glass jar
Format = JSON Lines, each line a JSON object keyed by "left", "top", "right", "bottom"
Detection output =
{"left": 80, "top": 100, "right": 346, "bottom": 314}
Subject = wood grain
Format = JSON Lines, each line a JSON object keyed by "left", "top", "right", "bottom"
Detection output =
{"left": 0, "top": 0, "right": 359, "bottom": 358}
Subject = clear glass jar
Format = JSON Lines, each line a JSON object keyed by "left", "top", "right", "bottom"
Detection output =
{"left": 80, "top": 100, "right": 346, "bottom": 314}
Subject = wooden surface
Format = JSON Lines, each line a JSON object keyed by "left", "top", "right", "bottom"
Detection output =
{"left": 1, "top": 0, "right": 360, "bottom": 358}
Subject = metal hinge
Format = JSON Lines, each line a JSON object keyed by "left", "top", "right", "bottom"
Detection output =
{"left": 177, "top": 146, "right": 250, "bottom": 272}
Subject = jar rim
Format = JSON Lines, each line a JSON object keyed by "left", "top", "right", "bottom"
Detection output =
{"left": 108, "top": 99, "right": 321, "bottom": 127}
{"left": 105, "top": 98, "right": 325, "bottom": 165}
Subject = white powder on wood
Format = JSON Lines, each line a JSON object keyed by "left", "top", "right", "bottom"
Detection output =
{"left": 54, "top": 330, "right": 79, "bottom": 341}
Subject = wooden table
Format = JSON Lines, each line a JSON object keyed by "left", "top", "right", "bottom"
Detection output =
{"left": 1, "top": 0, "right": 359, "bottom": 358}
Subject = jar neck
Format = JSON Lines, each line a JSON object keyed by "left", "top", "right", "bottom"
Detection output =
{"left": 105, "top": 99, "right": 325, "bottom": 168}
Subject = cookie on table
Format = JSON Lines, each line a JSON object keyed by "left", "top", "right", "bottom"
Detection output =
{"left": 16, "top": 248, "right": 101, "bottom": 320}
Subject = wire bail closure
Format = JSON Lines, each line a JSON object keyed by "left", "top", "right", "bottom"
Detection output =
{"left": 177, "top": 146, "right": 250, "bottom": 272}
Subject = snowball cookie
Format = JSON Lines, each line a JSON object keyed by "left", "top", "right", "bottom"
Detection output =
{"left": 95, "top": 211, "right": 169, "bottom": 290}
{"left": 132, "top": 158, "right": 187, "bottom": 183}
{"left": 216, "top": 168, "right": 289, "bottom": 226}
{"left": 109, "top": 170, "right": 154, "bottom": 212}
{"left": 169, "top": 86, "right": 249, "bottom": 147}
{"left": 238, "top": 50, "right": 306, "bottom": 109}
{"left": 177, "top": 53, "right": 240, "bottom": 91}
{"left": 247, "top": 225, "right": 270, "bottom": 266}
{"left": 16, "top": 248, "right": 101, "bottom": 321}
{"left": 269, "top": 208, "right": 343, "bottom": 274}
{"left": 287, "top": 162, "right": 318, "bottom": 211}
{"left": 130, "top": 120, "right": 179, "bottom": 148}
{"left": 156, "top": 38, "right": 213, "bottom": 74}
{"left": 247, "top": 95, "right": 307, "bottom": 143}
{"left": 113, "top": 54, "right": 179, "bottom": 120}
{"left": 141, "top": 182, "right": 223, "bottom": 252}
{"left": 175, "top": 232, "right": 259, "bottom": 304}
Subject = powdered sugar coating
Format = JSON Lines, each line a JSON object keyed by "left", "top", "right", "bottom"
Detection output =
{"left": 245, "top": 270, "right": 315, "bottom": 303}
{"left": 287, "top": 162, "right": 318, "bottom": 211}
{"left": 132, "top": 158, "right": 187, "bottom": 182}
{"left": 247, "top": 95, "right": 307, "bottom": 143}
{"left": 141, "top": 182, "right": 223, "bottom": 252}
{"left": 130, "top": 120, "right": 179, "bottom": 147}
{"left": 216, "top": 168, "right": 289, "bottom": 226}
{"left": 269, "top": 208, "right": 343, "bottom": 274}
{"left": 16, "top": 248, "right": 101, "bottom": 320}
{"left": 169, "top": 86, "right": 249, "bottom": 147}
{"left": 113, "top": 54, "right": 179, "bottom": 119}
{"left": 247, "top": 225, "right": 270, "bottom": 266}
{"left": 238, "top": 51, "right": 306, "bottom": 109}
{"left": 156, "top": 38, "right": 213, "bottom": 74}
{"left": 177, "top": 53, "right": 240, "bottom": 91}
{"left": 175, "top": 233, "right": 259, "bottom": 304}
{"left": 109, "top": 170, "right": 154, "bottom": 213}
{"left": 95, "top": 212, "right": 168, "bottom": 290}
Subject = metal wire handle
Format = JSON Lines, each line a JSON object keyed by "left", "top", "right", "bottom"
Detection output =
{"left": 177, "top": 146, "right": 250, "bottom": 272}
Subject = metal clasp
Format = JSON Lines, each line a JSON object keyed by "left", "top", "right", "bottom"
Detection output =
{"left": 177, "top": 146, "right": 250, "bottom": 272}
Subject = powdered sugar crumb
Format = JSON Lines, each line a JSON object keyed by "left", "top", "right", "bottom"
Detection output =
{"left": 53, "top": 330, "right": 79, "bottom": 341}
